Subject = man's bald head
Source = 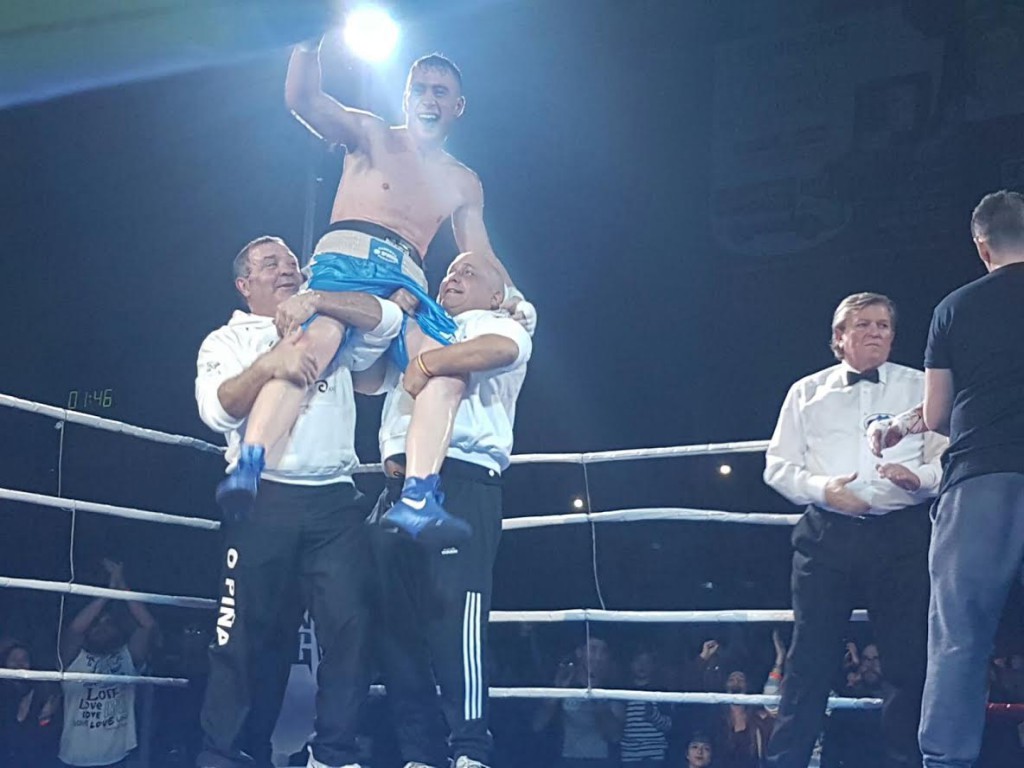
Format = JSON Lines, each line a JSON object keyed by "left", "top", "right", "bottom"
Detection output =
{"left": 458, "top": 252, "right": 504, "bottom": 292}
{"left": 438, "top": 252, "right": 505, "bottom": 315}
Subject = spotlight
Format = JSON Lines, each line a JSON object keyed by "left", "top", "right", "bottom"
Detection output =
{"left": 343, "top": 6, "right": 400, "bottom": 63}
{"left": 718, "top": 463, "right": 733, "bottom": 476}
{"left": 572, "top": 497, "right": 586, "bottom": 510}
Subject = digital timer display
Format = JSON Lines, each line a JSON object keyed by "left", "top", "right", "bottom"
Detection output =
{"left": 67, "top": 389, "right": 115, "bottom": 410}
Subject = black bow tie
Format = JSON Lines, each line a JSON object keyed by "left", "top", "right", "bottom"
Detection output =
{"left": 846, "top": 369, "right": 880, "bottom": 386}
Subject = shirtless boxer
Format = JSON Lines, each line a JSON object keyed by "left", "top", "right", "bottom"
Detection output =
{"left": 216, "top": 41, "right": 535, "bottom": 549}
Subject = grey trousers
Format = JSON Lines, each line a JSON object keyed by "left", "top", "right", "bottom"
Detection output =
{"left": 920, "top": 472, "right": 1024, "bottom": 768}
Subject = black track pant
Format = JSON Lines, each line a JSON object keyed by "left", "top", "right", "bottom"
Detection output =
{"left": 370, "top": 458, "right": 503, "bottom": 766}
{"left": 198, "top": 481, "right": 372, "bottom": 768}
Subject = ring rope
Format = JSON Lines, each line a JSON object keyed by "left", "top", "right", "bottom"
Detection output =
{"left": 0, "top": 487, "right": 801, "bottom": 531}
{"left": 2, "top": 394, "right": 880, "bottom": 708}
{"left": 490, "top": 609, "right": 870, "bottom": 623}
{"left": 509, "top": 441, "right": 771, "bottom": 466}
{"left": 0, "top": 393, "right": 767, "bottom": 466}
{"left": 487, "top": 688, "right": 882, "bottom": 709}
{"left": 0, "top": 576, "right": 876, "bottom": 625}
{"left": 0, "top": 670, "right": 883, "bottom": 710}
{"left": 0, "top": 487, "right": 220, "bottom": 530}
{"left": 583, "top": 463, "right": 606, "bottom": 618}
{"left": 504, "top": 507, "right": 802, "bottom": 530}
{"left": 0, "top": 668, "right": 188, "bottom": 687}
{"left": 0, "top": 393, "right": 223, "bottom": 454}
{"left": 365, "top": 685, "right": 882, "bottom": 709}
{"left": 0, "top": 576, "right": 216, "bottom": 610}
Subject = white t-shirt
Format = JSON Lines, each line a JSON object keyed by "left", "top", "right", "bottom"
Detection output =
{"left": 379, "top": 309, "right": 532, "bottom": 473}
{"left": 195, "top": 303, "right": 399, "bottom": 485}
{"left": 59, "top": 646, "right": 137, "bottom": 766}
{"left": 561, "top": 699, "right": 622, "bottom": 759}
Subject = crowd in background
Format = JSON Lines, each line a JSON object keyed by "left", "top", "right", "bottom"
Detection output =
{"left": 4, "top": 582, "right": 1023, "bottom": 767}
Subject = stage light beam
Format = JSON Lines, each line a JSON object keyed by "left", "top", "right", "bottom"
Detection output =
{"left": 343, "top": 6, "right": 399, "bottom": 63}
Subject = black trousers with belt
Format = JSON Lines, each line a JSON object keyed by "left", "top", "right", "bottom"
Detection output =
{"left": 369, "top": 457, "right": 504, "bottom": 767}
{"left": 766, "top": 504, "right": 931, "bottom": 768}
{"left": 198, "top": 480, "right": 372, "bottom": 768}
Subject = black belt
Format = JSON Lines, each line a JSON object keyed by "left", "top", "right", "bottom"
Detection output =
{"left": 326, "top": 219, "right": 423, "bottom": 268}
{"left": 809, "top": 502, "right": 929, "bottom": 523}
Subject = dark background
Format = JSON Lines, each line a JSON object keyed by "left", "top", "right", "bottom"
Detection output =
{"left": 1, "top": 0, "right": 1022, "bottom": 660}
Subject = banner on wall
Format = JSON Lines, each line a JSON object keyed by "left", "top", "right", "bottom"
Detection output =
{"left": 711, "top": 0, "right": 947, "bottom": 259}
{"left": 709, "top": 0, "right": 1024, "bottom": 262}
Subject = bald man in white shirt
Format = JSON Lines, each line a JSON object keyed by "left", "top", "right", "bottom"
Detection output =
{"left": 763, "top": 293, "right": 945, "bottom": 768}
{"left": 355, "top": 252, "right": 532, "bottom": 768}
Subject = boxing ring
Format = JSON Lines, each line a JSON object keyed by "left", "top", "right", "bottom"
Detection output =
{"left": 0, "top": 389, "right": 891, "bottom": 719}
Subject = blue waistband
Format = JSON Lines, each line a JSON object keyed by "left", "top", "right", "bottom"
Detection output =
{"left": 305, "top": 252, "right": 456, "bottom": 369}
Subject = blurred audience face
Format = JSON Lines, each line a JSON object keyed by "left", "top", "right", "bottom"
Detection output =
{"left": 4, "top": 645, "right": 30, "bottom": 670}
{"left": 84, "top": 609, "right": 127, "bottom": 655}
{"left": 687, "top": 737, "right": 713, "bottom": 767}
{"left": 726, "top": 669, "right": 748, "bottom": 694}
{"left": 631, "top": 651, "right": 656, "bottom": 685}
{"left": 859, "top": 644, "right": 882, "bottom": 686}
{"left": 576, "top": 638, "right": 612, "bottom": 682}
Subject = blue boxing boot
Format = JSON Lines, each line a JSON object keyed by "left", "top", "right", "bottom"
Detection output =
{"left": 381, "top": 474, "right": 472, "bottom": 548}
{"left": 215, "top": 443, "right": 265, "bottom": 522}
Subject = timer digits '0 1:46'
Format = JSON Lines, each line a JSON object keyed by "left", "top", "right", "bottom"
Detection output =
{"left": 67, "top": 389, "right": 114, "bottom": 410}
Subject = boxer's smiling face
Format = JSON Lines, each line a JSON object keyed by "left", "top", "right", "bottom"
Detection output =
{"left": 404, "top": 65, "right": 464, "bottom": 144}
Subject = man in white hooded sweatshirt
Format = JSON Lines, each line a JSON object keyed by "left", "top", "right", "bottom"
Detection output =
{"left": 194, "top": 235, "right": 403, "bottom": 768}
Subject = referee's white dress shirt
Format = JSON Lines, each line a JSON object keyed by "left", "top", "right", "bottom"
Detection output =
{"left": 764, "top": 361, "right": 946, "bottom": 515}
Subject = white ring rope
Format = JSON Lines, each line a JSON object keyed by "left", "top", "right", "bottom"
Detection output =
{"left": 2, "top": 393, "right": 881, "bottom": 709}
{"left": 0, "top": 668, "right": 188, "bottom": 687}
{"left": 508, "top": 441, "right": 771, "bottom": 466}
{"left": 365, "top": 684, "right": 881, "bottom": 710}
{"left": 0, "top": 392, "right": 765, "bottom": 466}
{"left": 491, "top": 609, "right": 870, "bottom": 623}
{"left": 0, "top": 487, "right": 220, "bottom": 531}
{"left": 0, "top": 486, "right": 800, "bottom": 532}
{"left": 0, "top": 576, "right": 874, "bottom": 626}
{"left": 0, "top": 393, "right": 223, "bottom": 454}
{"left": 0, "top": 576, "right": 216, "bottom": 610}
{"left": 0, "top": 671, "right": 881, "bottom": 709}
{"left": 0, "top": 394, "right": 850, "bottom": 618}
{"left": 487, "top": 688, "right": 882, "bottom": 709}
{"left": 504, "top": 507, "right": 802, "bottom": 530}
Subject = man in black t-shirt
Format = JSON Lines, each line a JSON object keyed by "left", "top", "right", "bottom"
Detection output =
{"left": 868, "top": 189, "right": 1024, "bottom": 768}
